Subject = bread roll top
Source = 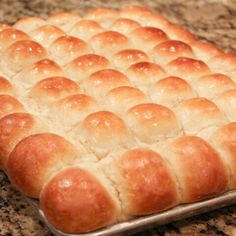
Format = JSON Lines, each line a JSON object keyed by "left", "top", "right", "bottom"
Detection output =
{"left": 40, "top": 165, "right": 119, "bottom": 233}
{"left": 7, "top": 133, "right": 79, "bottom": 198}
{"left": 163, "top": 136, "right": 229, "bottom": 203}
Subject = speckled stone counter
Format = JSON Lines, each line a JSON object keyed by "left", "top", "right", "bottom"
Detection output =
{"left": 0, "top": 0, "right": 236, "bottom": 235}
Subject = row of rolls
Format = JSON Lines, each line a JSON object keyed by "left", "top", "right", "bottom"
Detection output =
{"left": 0, "top": 4, "right": 236, "bottom": 234}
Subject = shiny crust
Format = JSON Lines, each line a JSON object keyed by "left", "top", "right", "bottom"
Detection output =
{"left": 30, "top": 76, "right": 79, "bottom": 104}
{"left": 164, "top": 136, "right": 229, "bottom": 203}
{"left": 0, "top": 95, "right": 24, "bottom": 119}
{"left": 64, "top": 54, "right": 110, "bottom": 82}
{"left": 40, "top": 166, "right": 118, "bottom": 233}
{"left": 115, "top": 148, "right": 180, "bottom": 215}
{"left": 7, "top": 133, "right": 78, "bottom": 197}
{"left": 0, "top": 112, "right": 42, "bottom": 169}
{"left": 1, "top": 40, "right": 48, "bottom": 76}
{"left": 126, "top": 103, "right": 182, "bottom": 144}
{"left": 0, "top": 5, "right": 235, "bottom": 234}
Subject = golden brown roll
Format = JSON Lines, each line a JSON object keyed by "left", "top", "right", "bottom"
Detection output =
{"left": 110, "top": 18, "right": 140, "bottom": 34}
{"left": 47, "top": 12, "right": 81, "bottom": 32}
{"left": 7, "top": 133, "right": 79, "bottom": 198}
{"left": 191, "top": 40, "right": 223, "bottom": 62}
{"left": 104, "top": 86, "right": 148, "bottom": 115}
{"left": 53, "top": 94, "right": 100, "bottom": 127}
{"left": 126, "top": 61, "right": 166, "bottom": 92}
{"left": 167, "top": 57, "right": 210, "bottom": 82}
{"left": 105, "top": 148, "right": 180, "bottom": 215}
{"left": 30, "top": 25, "right": 66, "bottom": 48}
{"left": 84, "top": 8, "right": 119, "bottom": 27}
{"left": 163, "top": 136, "right": 229, "bottom": 203}
{"left": 126, "top": 103, "right": 182, "bottom": 145}
{"left": 1, "top": 40, "right": 48, "bottom": 77}
{"left": 210, "top": 123, "right": 236, "bottom": 189}
{"left": 13, "top": 16, "right": 47, "bottom": 33}
{"left": 129, "top": 26, "right": 168, "bottom": 51}
{"left": 29, "top": 76, "right": 79, "bottom": 105}
{"left": 150, "top": 76, "right": 196, "bottom": 109}
{"left": 0, "top": 76, "right": 14, "bottom": 95}
{"left": 165, "top": 23, "right": 196, "bottom": 43}
{"left": 82, "top": 69, "right": 131, "bottom": 99}
{"left": 90, "top": 31, "right": 130, "bottom": 58}
{"left": 0, "top": 28, "right": 30, "bottom": 53}
{"left": 113, "top": 49, "right": 149, "bottom": 69}
{"left": 175, "top": 97, "right": 227, "bottom": 138}
{"left": 13, "top": 59, "right": 65, "bottom": 89}
{"left": 153, "top": 40, "right": 195, "bottom": 65}
{"left": 64, "top": 54, "right": 110, "bottom": 82}
{"left": 0, "top": 95, "right": 24, "bottom": 119}
{"left": 119, "top": 5, "right": 170, "bottom": 30}
{"left": 49, "top": 36, "right": 92, "bottom": 65}
{"left": 40, "top": 166, "right": 119, "bottom": 233}
{"left": 0, "top": 112, "right": 43, "bottom": 169}
{"left": 214, "top": 89, "right": 236, "bottom": 122}
{"left": 78, "top": 111, "right": 133, "bottom": 158}
{"left": 194, "top": 73, "right": 236, "bottom": 100}
{"left": 69, "top": 19, "right": 104, "bottom": 41}
{"left": 209, "top": 53, "right": 236, "bottom": 73}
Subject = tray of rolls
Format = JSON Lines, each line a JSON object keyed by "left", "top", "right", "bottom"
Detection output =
{"left": 0, "top": 4, "right": 236, "bottom": 235}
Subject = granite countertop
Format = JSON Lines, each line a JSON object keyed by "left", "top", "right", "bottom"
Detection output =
{"left": 0, "top": 0, "right": 236, "bottom": 235}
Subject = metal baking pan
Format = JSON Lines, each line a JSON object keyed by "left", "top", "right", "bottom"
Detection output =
{"left": 25, "top": 190, "right": 236, "bottom": 236}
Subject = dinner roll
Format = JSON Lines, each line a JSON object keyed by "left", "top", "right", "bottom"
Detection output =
{"left": 165, "top": 24, "right": 196, "bottom": 43}
{"left": 47, "top": 12, "right": 81, "bottom": 32}
{"left": 127, "top": 61, "right": 166, "bottom": 92}
{"left": 214, "top": 89, "right": 236, "bottom": 122}
{"left": 104, "top": 86, "right": 148, "bottom": 115}
{"left": 7, "top": 133, "right": 79, "bottom": 197}
{"left": 150, "top": 76, "right": 196, "bottom": 109}
{"left": 175, "top": 97, "right": 227, "bottom": 138}
{"left": 194, "top": 73, "right": 236, "bottom": 100}
{"left": 210, "top": 123, "right": 236, "bottom": 188}
{"left": 167, "top": 57, "right": 210, "bottom": 82}
{"left": 49, "top": 36, "right": 92, "bottom": 65}
{"left": 105, "top": 148, "right": 180, "bottom": 215}
{"left": 191, "top": 40, "right": 223, "bottom": 62}
{"left": 82, "top": 69, "right": 131, "bottom": 99}
{"left": 84, "top": 8, "right": 119, "bottom": 27}
{"left": 29, "top": 76, "right": 79, "bottom": 105}
{"left": 13, "top": 16, "right": 47, "bottom": 33}
{"left": 0, "top": 28, "right": 30, "bottom": 53}
{"left": 0, "top": 112, "right": 43, "bottom": 169}
{"left": 1, "top": 40, "right": 48, "bottom": 77}
{"left": 53, "top": 94, "right": 100, "bottom": 127}
{"left": 30, "top": 25, "right": 66, "bottom": 48}
{"left": 126, "top": 103, "right": 182, "bottom": 145}
{"left": 163, "top": 136, "right": 229, "bottom": 203}
{"left": 69, "top": 19, "right": 104, "bottom": 40}
{"left": 153, "top": 40, "right": 195, "bottom": 65}
{"left": 64, "top": 54, "right": 110, "bottom": 82}
{"left": 78, "top": 111, "right": 133, "bottom": 158}
{"left": 90, "top": 31, "right": 130, "bottom": 58}
{"left": 0, "top": 95, "right": 24, "bottom": 119}
{"left": 13, "top": 59, "right": 65, "bottom": 89}
{"left": 129, "top": 26, "right": 168, "bottom": 51}
{"left": 113, "top": 49, "right": 149, "bottom": 70}
{"left": 110, "top": 18, "right": 140, "bottom": 34}
{"left": 40, "top": 165, "right": 119, "bottom": 233}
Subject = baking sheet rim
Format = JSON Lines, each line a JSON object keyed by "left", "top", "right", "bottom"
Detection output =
{"left": 25, "top": 190, "right": 236, "bottom": 236}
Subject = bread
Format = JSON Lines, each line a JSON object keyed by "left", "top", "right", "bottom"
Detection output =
{"left": 1, "top": 5, "right": 236, "bottom": 234}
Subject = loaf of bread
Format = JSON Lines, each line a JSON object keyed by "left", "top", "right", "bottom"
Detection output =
{"left": 0, "top": 4, "right": 236, "bottom": 234}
